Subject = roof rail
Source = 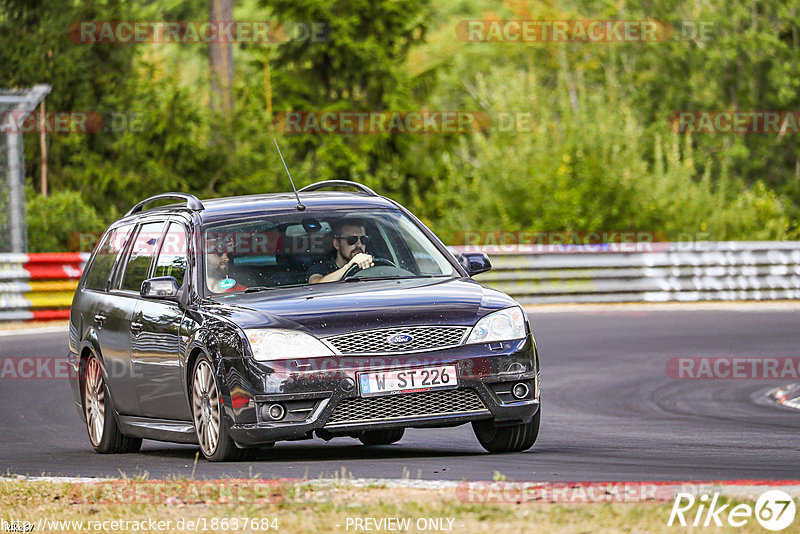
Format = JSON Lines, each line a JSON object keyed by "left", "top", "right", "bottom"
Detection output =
{"left": 298, "top": 180, "right": 378, "bottom": 197}
{"left": 125, "top": 193, "right": 205, "bottom": 216}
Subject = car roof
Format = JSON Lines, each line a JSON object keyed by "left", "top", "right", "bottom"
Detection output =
{"left": 114, "top": 191, "right": 402, "bottom": 227}
{"left": 198, "top": 192, "right": 400, "bottom": 224}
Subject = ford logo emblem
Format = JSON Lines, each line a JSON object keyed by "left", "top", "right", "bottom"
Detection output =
{"left": 388, "top": 334, "right": 414, "bottom": 345}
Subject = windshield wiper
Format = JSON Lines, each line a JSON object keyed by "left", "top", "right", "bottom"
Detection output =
{"left": 243, "top": 286, "right": 278, "bottom": 293}
{"left": 343, "top": 275, "right": 444, "bottom": 282}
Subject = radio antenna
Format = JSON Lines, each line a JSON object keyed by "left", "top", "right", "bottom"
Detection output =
{"left": 274, "top": 139, "right": 305, "bottom": 211}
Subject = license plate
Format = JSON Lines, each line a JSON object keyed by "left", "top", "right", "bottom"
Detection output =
{"left": 358, "top": 365, "right": 458, "bottom": 397}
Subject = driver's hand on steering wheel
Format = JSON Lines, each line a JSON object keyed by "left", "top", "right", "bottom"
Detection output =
{"left": 348, "top": 253, "right": 374, "bottom": 270}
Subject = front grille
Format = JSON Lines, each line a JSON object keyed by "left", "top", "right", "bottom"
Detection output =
{"left": 324, "top": 326, "right": 468, "bottom": 355}
{"left": 326, "top": 388, "right": 488, "bottom": 426}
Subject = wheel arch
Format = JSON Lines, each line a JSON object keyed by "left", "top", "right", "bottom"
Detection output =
{"left": 78, "top": 346, "right": 95, "bottom": 403}
{"left": 185, "top": 346, "right": 206, "bottom": 404}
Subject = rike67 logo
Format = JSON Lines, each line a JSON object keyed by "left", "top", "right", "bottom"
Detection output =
{"left": 668, "top": 490, "right": 796, "bottom": 531}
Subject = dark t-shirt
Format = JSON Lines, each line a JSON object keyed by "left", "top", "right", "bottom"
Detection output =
{"left": 307, "top": 259, "right": 339, "bottom": 281}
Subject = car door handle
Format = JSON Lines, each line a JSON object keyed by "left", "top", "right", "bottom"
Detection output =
{"left": 131, "top": 321, "right": 143, "bottom": 334}
{"left": 94, "top": 313, "right": 106, "bottom": 325}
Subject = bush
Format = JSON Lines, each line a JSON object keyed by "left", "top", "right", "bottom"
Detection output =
{"left": 26, "top": 191, "right": 106, "bottom": 252}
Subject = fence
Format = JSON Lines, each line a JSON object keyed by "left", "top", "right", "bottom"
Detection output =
{"left": 1, "top": 243, "right": 799, "bottom": 322}
{"left": 0, "top": 85, "right": 51, "bottom": 253}
{"left": 0, "top": 253, "right": 87, "bottom": 322}
{"left": 462, "top": 241, "right": 800, "bottom": 304}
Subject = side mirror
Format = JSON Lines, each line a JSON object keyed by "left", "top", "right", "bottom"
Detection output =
{"left": 458, "top": 252, "right": 492, "bottom": 276}
{"left": 141, "top": 276, "right": 179, "bottom": 300}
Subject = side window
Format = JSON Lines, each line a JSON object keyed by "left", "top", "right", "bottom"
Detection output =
{"left": 84, "top": 224, "right": 134, "bottom": 291}
{"left": 120, "top": 221, "right": 165, "bottom": 292}
{"left": 153, "top": 222, "right": 189, "bottom": 287}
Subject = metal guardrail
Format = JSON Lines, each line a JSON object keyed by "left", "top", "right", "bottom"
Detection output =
{"left": 0, "top": 253, "right": 87, "bottom": 322}
{"left": 456, "top": 241, "right": 800, "bottom": 304}
{"left": 1, "top": 243, "right": 799, "bottom": 321}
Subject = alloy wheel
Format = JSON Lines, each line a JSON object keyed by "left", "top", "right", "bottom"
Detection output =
{"left": 192, "top": 360, "right": 221, "bottom": 456}
{"left": 84, "top": 357, "right": 106, "bottom": 447}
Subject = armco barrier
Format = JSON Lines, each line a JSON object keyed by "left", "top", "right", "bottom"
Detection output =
{"left": 1, "top": 243, "right": 799, "bottom": 321}
{"left": 458, "top": 241, "right": 800, "bottom": 304}
{"left": 0, "top": 253, "right": 88, "bottom": 322}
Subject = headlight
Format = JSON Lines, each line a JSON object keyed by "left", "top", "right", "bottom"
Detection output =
{"left": 466, "top": 306, "right": 526, "bottom": 344}
{"left": 244, "top": 329, "right": 334, "bottom": 361}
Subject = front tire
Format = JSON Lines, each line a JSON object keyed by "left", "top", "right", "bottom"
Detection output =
{"left": 359, "top": 428, "right": 405, "bottom": 446}
{"left": 83, "top": 355, "right": 142, "bottom": 454}
{"left": 472, "top": 408, "right": 540, "bottom": 453}
{"left": 191, "top": 356, "right": 241, "bottom": 461}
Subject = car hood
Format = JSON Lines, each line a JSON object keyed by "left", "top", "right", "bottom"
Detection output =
{"left": 203, "top": 277, "right": 519, "bottom": 337}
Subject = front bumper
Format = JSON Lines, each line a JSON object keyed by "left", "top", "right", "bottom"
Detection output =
{"left": 222, "top": 335, "right": 540, "bottom": 446}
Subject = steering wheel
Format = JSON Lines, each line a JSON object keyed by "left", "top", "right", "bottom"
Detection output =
{"left": 342, "top": 257, "right": 397, "bottom": 279}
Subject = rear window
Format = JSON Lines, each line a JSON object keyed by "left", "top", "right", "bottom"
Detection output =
{"left": 84, "top": 225, "right": 134, "bottom": 291}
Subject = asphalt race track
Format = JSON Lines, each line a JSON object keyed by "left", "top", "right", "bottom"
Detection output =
{"left": 1, "top": 308, "right": 799, "bottom": 482}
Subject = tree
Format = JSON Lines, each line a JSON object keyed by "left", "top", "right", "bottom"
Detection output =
{"left": 208, "top": 0, "right": 235, "bottom": 123}
{"left": 264, "top": 0, "right": 434, "bottom": 198}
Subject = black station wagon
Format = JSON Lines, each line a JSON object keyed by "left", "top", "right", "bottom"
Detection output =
{"left": 68, "top": 181, "right": 541, "bottom": 461}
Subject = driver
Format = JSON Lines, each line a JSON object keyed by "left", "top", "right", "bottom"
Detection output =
{"left": 307, "top": 220, "right": 374, "bottom": 283}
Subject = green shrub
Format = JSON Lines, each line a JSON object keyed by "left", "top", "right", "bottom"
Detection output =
{"left": 26, "top": 191, "right": 106, "bottom": 252}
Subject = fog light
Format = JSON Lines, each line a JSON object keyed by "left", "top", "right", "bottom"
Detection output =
{"left": 267, "top": 403, "right": 285, "bottom": 421}
{"left": 512, "top": 382, "right": 529, "bottom": 399}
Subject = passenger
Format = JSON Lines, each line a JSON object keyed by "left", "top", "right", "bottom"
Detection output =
{"left": 206, "top": 234, "right": 247, "bottom": 293}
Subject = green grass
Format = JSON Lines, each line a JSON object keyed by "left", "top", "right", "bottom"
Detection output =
{"left": 0, "top": 479, "right": 786, "bottom": 533}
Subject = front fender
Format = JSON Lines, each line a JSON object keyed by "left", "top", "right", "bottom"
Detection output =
{"left": 183, "top": 311, "right": 248, "bottom": 419}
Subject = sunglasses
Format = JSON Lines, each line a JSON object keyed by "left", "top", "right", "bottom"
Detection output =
{"left": 338, "top": 234, "right": 370, "bottom": 246}
{"left": 207, "top": 237, "right": 235, "bottom": 256}
{"left": 206, "top": 245, "right": 230, "bottom": 257}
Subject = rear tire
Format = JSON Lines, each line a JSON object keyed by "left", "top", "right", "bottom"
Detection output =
{"left": 191, "top": 355, "right": 241, "bottom": 461}
{"left": 83, "top": 355, "right": 142, "bottom": 454}
{"left": 473, "top": 408, "right": 540, "bottom": 453}
{"left": 359, "top": 428, "right": 405, "bottom": 446}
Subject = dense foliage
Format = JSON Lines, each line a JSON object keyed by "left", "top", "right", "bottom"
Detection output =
{"left": 1, "top": 0, "right": 797, "bottom": 251}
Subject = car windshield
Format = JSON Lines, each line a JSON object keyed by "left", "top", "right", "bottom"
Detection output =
{"left": 202, "top": 209, "right": 457, "bottom": 294}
